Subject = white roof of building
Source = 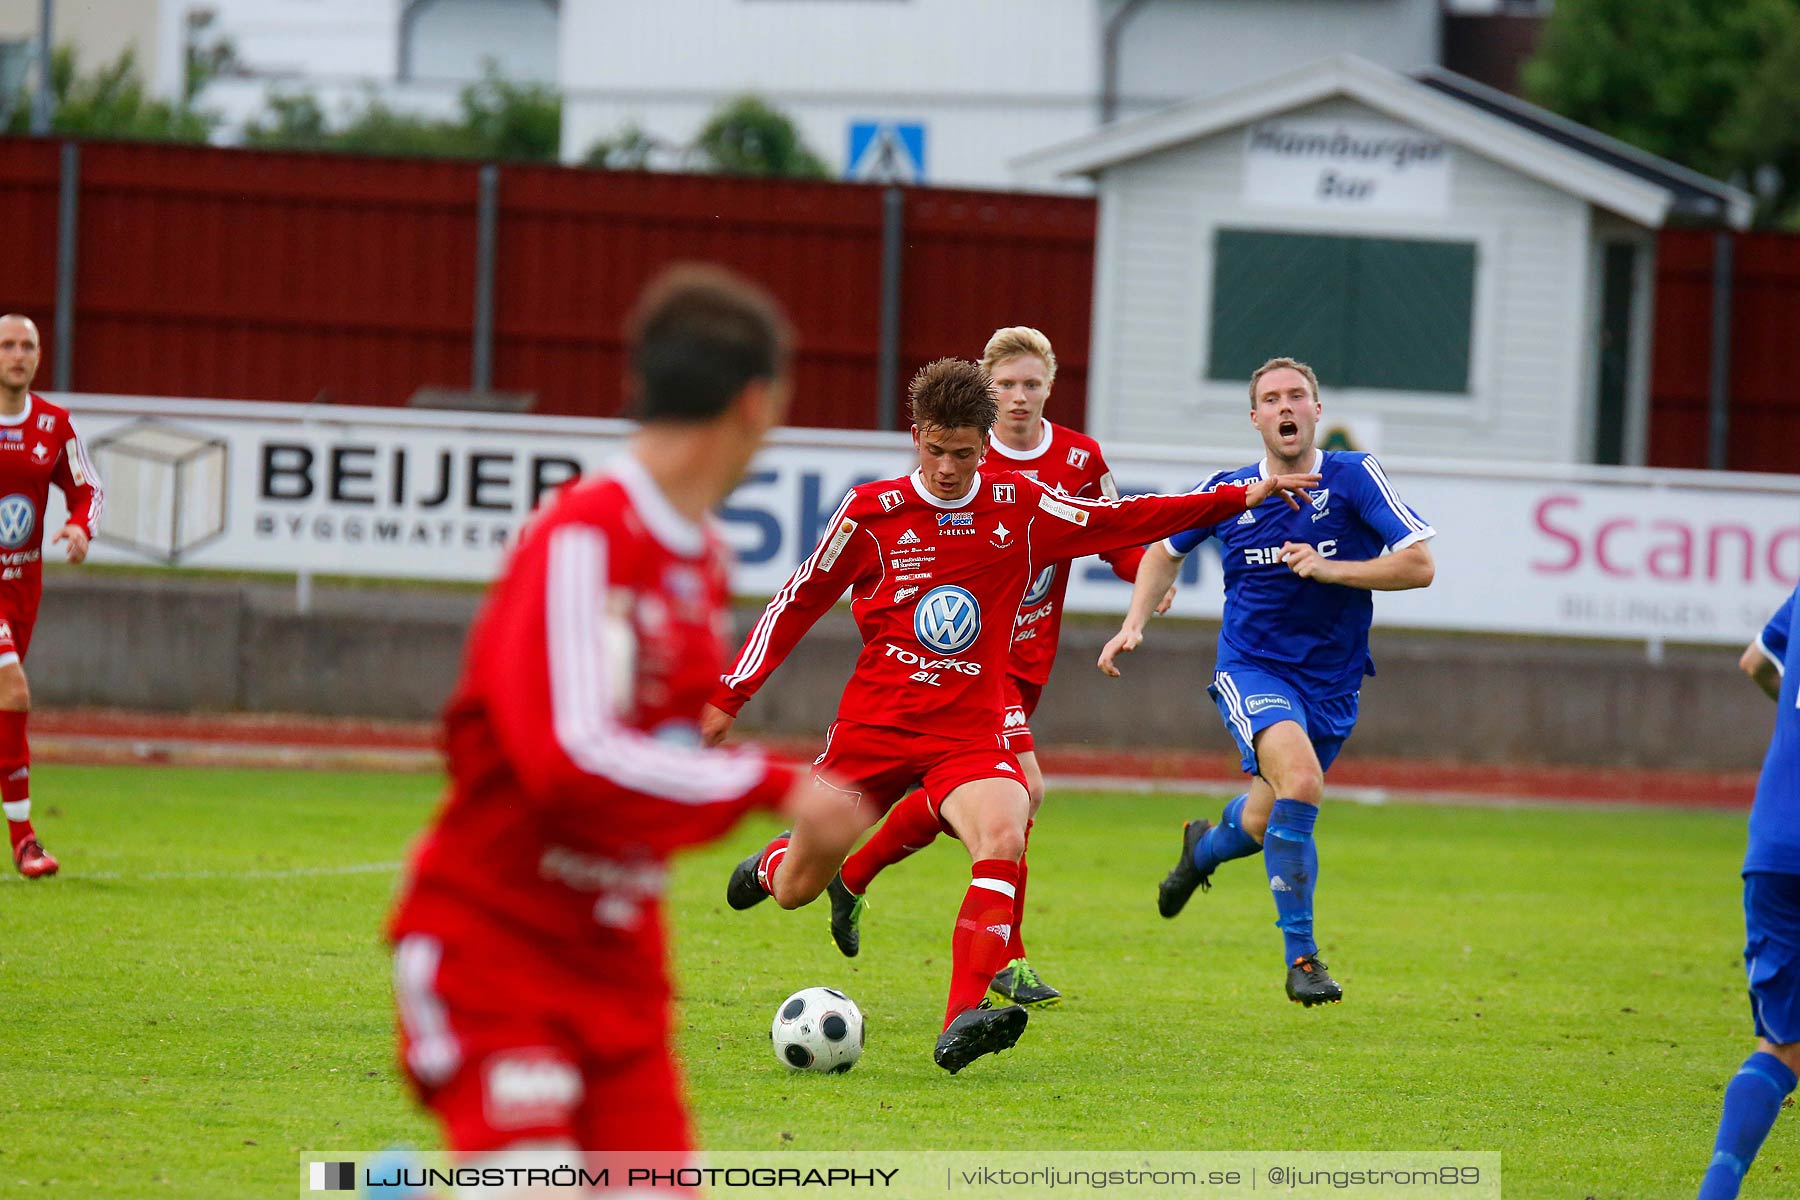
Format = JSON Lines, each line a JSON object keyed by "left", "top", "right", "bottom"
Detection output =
{"left": 1015, "top": 54, "right": 1751, "bottom": 230}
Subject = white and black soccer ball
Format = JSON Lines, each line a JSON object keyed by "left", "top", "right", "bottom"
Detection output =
{"left": 770, "top": 986, "right": 865, "bottom": 1074}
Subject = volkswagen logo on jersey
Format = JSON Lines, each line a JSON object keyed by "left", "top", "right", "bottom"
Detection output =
{"left": 1022, "top": 564, "right": 1056, "bottom": 606}
{"left": 913, "top": 585, "right": 981, "bottom": 654}
{"left": 0, "top": 494, "right": 35, "bottom": 549}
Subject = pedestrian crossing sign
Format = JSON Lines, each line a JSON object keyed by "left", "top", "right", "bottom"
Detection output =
{"left": 847, "top": 122, "right": 927, "bottom": 184}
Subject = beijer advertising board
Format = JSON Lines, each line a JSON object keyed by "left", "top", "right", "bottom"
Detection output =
{"left": 47, "top": 395, "right": 1800, "bottom": 646}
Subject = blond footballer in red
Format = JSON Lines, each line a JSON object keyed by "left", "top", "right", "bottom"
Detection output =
{"left": 388, "top": 269, "right": 867, "bottom": 1176}
{"left": 0, "top": 315, "right": 102, "bottom": 880}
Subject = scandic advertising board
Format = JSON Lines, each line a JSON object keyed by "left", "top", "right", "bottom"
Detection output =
{"left": 50, "top": 395, "right": 1800, "bottom": 647}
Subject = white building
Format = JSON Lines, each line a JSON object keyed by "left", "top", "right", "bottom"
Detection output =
{"left": 182, "top": 0, "right": 557, "bottom": 135}
{"left": 558, "top": 0, "right": 1449, "bottom": 185}
{"left": 1016, "top": 55, "right": 1750, "bottom": 466}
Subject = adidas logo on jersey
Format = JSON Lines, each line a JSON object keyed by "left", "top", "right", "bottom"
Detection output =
{"left": 1237, "top": 510, "right": 1257, "bottom": 525}
{"left": 896, "top": 528, "right": 921, "bottom": 545}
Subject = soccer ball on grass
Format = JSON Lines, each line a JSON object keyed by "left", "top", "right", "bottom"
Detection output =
{"left": 770, "top": 986, "right": 865, "bottom": 1073}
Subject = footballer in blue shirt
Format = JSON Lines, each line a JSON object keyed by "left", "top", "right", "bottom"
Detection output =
{"left": 1695, "top": 586, "right": 1800, "bottom": 1200}
{"left": 1098, "top": 358, "right": 1435, "bottom": 1006}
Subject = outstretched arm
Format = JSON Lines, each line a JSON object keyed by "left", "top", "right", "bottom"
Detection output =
{"left": 1030, "top": 473, "right": 1317, "bottom": 562}
{"left": 1098, "top": 542, "right": 1183, "bottom": 678}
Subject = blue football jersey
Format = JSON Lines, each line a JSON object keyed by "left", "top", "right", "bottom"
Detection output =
{"left": 1747, "top": 584, "right": 1800, "bottom": 876}
{"left": 1165, "top": 450, "right": 1434, "bottom": 698}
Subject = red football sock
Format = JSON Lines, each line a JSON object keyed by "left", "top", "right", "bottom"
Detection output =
{"left": 756, "top": 833, "right": 792, "bottom": 897}
{"left": 944, "top": 858, "right": 1022, "bottom": 1029}
{"left": 1005, "top": 820, "right": 1033, "bottom": 962}
{"left": 839, "top": 789, "right": 942, "bottom": 896}
{"left": 0, "top": 710, "right": 30, "bottom": 851}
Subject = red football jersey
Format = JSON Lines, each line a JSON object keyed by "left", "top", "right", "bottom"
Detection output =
{"left": 713, "top": 468, "right": 1252, "bottom": 738}
{"left": 389, "top": 456, "right": 798, "bottom": 983}
{"left": 986, "top": 420, "right": 1143, "bottom": 688}
{"left": 0, "top": 395, "right": 102, "bottom": 589}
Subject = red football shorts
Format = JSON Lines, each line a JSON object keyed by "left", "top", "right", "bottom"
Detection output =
{"left": 811, "top": 719, "right": 1024, "bottom": 820}
{"left": 393, "top": 932, "right": 695, "bottom": 1156}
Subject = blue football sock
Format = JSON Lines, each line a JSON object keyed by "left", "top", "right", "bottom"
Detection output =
{"left": 1698, "top": 1051, "right": 1797, "bottom": 1199}
{"left": 1263, "top": 798, "right": 1319, "bottom": 963}
{"left": 1193, "top": 794, "right": 1261, "bottom": 875}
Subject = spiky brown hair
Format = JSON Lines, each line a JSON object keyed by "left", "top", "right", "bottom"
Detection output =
{"left": 907, "top": 357, "right": 998, "bottom": 436}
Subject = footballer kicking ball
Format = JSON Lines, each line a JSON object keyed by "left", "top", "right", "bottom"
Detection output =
{"left": 770, "top": 986, "right": 865, "bottom": 1073}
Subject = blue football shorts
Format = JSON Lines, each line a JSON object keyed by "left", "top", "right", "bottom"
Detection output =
{"left": 1744, "top": 872, "right": 1800, "bottom": 1045}
{"left": 1207, "top": 666, "right": 1359, "bottom": 778}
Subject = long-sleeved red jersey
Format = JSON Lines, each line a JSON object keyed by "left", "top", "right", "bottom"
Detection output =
{"left": 714, "top": 467, "right": 1251, "bottom": 738}
{"left": 390, "top": 456, "right": 797, "bottom": 982}
{"left": 0, "top": 395, "right": 102, "bottom": 588}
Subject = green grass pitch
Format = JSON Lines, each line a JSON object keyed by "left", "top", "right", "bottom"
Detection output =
{"left": 0, "top": 764, "right": 1781, "bottom": 1198}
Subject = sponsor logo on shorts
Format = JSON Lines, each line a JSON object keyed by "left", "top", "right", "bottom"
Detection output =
{"left": 0, "top": 495, "right": 35, "bottom": 549}
{"left": 484, "top": 1053, "right": 583, "bottom": 1129}
{"left": 1244, "top": 693, "right": 1292, "bottom": 715}
{"left": 913, "top": 585, "right": 980, "bottom": 654}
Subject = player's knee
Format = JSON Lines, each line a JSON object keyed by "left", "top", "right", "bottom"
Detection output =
{"left": 0, "top": 668, "right": 29, "bottom": 712}
{"left": 1269, "top": 767, "right": 1323, "bottom": 805}
{"left": 974, "top": 822, "right": 1026, "bottom": 863}
{"left": 1763, "top": 1039, "right": 1800, "bottom": 1076}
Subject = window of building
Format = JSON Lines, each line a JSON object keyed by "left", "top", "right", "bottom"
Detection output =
{"left": 1207, "top": 228, "right": 1477, "bottom": 395}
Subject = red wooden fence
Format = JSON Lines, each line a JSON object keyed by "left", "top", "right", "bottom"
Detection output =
{"left": 7, "top": 137, "right": 1095, "bottom": 432}
{"left": 7, "top": 135, "right": 1798, "bottom": 468}
{"left": 1652, "top": 229, "right": 1800, "bottom": 474}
